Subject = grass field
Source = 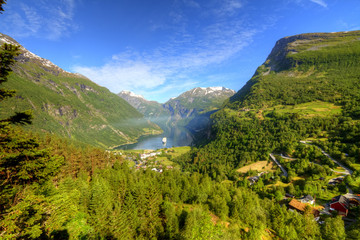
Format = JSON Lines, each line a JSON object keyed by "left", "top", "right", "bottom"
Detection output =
{"left": 351, "top": 163, "right": 360, "bottom": 172}
{"left": 115, "top": 146, "right": 191, "bottom": 156}
{"left": 264, "top": 101, "right": 342, "bottom": 118}
{"left": 237, "top": 161, "right": 276, "bottom": 173}
{"left": 155, "top": 157, "right": 175, "bottom": 167}
{"left": 166, "top": 146, "right": 191, "bottom": 158}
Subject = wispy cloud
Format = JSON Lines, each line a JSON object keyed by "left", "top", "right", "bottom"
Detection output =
{"left": 337, "top": 20, "right": 360, "bottom": 32}
{"left": 182, "top": 0, "right": 201, "bottom": 9}
{"left": 309, "top": 0, "right": 327, "bottom": 8}
{"left": 0, "top": 0, "right": 77, "bottom": 40}
{"left": 216, "top": 0, "right": 243, "bottom": 16}
{"left": 73, "top": 5, "right": 258, "bottom": 102}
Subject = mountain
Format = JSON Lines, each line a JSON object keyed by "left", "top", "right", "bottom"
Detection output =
{"left": 164, "top": 87, "right": 235, "bottom": 134}
{"left": 0, "top": 33, "right": 161, "bottom": 148}
{"left": 164, "top": 87, "right": 235, "bottom": 120}
{"left": 118, "top": 87, "right": 235, "bottom": 133}
{"left": 179, "top": 31, "right": 360, "bottom": 175}
{"left": 166, "top": 87, "right": 236, "bottom": 112}
{"left": 117, "top": 90, "right": 169, "bottom": 129}
{"left": 229, "top": 31, "right": 360, "bottom": 109}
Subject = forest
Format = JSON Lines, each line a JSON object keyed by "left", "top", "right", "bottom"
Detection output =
{"left": 1, "top": 6, "right": 360, "bottom": 239}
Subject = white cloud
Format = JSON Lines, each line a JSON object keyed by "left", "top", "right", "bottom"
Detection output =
{"left": 73, "top": 26, "right": 256, "bottom": 100}
{"left": 72, "top": 0, "right": 259, "bottom": 101}
{"left": 309, "top": 0, "right": 327, "bottom": 8}
{"left": 69, "top": 0, "right": 266, "bottom": 102}
{"left": 73, "top": 62, "right": 167, "bottom": 94}
{"left": 0, "top": 0, "right": 77, "bottom": 40}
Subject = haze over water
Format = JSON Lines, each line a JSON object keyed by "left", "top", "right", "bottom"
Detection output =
{"left": 116, "top": 127, "right": 193, "bottom": 150}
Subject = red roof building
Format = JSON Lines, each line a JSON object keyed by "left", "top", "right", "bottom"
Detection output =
{"left": 330, "top": 195, "right": 349, "bottom": 216}
{"left": 288, "top": 199, "right": 319, "bottom": 217}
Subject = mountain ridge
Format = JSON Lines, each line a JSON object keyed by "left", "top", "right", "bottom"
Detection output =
{"left": 0, "top": 32, "right": 162, "bottom": 148}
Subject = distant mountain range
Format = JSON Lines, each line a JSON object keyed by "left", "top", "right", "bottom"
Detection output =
{"left": 0, "top": 32, "right": 161, "bottom": 148}
{"left": 118, "top": 87, "right": 235, "bottom": 133}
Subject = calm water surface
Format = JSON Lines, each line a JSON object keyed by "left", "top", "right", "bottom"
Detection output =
{"left": 116, "top": 127, "right": 193, "bottom": 150}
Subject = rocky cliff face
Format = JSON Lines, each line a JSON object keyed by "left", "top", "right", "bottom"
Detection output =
{"left": 0, "top": 32, "right": 161, "bottom": 148}
{"left": 118, "top": 90, "right": 146, "bottom": 108}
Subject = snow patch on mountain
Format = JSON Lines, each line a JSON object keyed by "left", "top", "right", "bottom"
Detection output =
{"left": 120, "top": 90, "right": 145, "bottom": 100}
{"left": 0, "top": 33, "right": 69, "bottom": 73}
{"left": 192, "top": 87, "right": 235, "bottom": 96}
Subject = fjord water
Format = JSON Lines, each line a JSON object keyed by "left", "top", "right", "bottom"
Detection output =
{"left": 116, "top": 126, "right": 193, "bottom": 150}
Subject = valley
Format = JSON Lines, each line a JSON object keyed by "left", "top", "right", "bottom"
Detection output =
{"left": 1, "top": 29, "right": 360, "bottom": 239}
{"left": 118, "top": 87, "right": 235, "bottom": 137}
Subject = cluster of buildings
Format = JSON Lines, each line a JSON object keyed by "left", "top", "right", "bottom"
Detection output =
{"left": 127, "top": 151, "right": 174, "bottom": 173}
{"left": 288, "top": 195, "right": 320, "bottom": 219}
{"left": 287, "top": 193, "right": 360, "bottom": 220}
{"left": 139, "top": 151, "right": 162, "bottom": 160}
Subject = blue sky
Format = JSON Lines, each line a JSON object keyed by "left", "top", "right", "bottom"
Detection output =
{"left": 0, "top": 0, "right": 359, "bottom": 102}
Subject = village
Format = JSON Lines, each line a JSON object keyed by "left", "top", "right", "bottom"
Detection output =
{"left": 243, "top": 141, "right": 360, "bottom": 226}
{"left": 113, "top": 142, "right": 360, "bottom": 226}
{"left": 113, "top": 146, "right": 190, "bottom": 173}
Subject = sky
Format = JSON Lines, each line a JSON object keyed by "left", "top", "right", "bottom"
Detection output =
{"left": 0, "top": 0, "right": 359, "bottom": 103}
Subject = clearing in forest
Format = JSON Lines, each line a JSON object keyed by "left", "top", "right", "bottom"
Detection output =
{"left": 264, "top": 101, "right": 342, "bottom": 118}
{"left": 237, "top": 161, "right": 276, "bottom": 173}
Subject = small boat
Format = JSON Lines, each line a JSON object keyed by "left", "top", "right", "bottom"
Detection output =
{"left": 162, "top": 137, "right": 167, "bottom": 144}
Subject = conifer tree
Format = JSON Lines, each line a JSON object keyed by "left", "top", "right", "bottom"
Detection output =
{"left": 0, "top": 8, "right": 64, "bottom": 238}
{"left": 0, "top": 0, "right": 6, "bottom": 14}
{"left": 0, "top": 43, "right": 32, "bottom": 125}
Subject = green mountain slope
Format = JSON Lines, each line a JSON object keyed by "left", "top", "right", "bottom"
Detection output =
{"left": 177, "top": 31, "right": 360, "bottom": 176}
{"left": 0, "top": 33, "right": 161, "bottom": 148}
{"left": 230, "top": 31, "right": 360, "bottom": 109}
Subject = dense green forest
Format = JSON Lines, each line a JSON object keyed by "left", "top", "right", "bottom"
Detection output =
{"left": 1, "top": 9, "right": 360, "bottom": 238}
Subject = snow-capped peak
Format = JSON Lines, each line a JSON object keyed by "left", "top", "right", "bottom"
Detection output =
{"left": 0, "top": 33, "right": 68, "bottom": 73}
{"left": 208, "top": 87, "right": 225, "bottom": 91}
{"left": 195, "top": 87, "right": 235, "bottom": 95}
{"left": 121, "top": 90, "right": 145, "bottom": 99}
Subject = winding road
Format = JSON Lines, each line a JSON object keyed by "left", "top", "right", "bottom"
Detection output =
{"left": 269, "top": 141, "right": 354, "bottom": 193}
{"left": 269, "top": 153, "right": 288, "bottom": 177}
{"left": 300, "top": 141, "right": 353, "bottom": 175}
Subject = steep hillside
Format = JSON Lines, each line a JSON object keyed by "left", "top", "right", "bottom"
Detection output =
{"left": 230, "top": 31, "right": 360, "bottom": 109}
{"left": 178, "top": 31, "right": 360, "bottom": 177}
{"left": 0, "top": 33, "right": 161, "bottom": 148}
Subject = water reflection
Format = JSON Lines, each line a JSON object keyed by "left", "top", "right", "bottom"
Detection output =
{"left": 116, "top": 127, "right": 193, "bottom": 150}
